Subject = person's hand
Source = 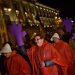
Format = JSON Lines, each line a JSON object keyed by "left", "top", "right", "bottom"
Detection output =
{"left": 26, "top": 73, "right": 31, "bottom": 75}
{"left": 40, "top": 61, "right": 45, "bottom": 67}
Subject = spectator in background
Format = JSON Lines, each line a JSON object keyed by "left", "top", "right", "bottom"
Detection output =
{"left": 51, "top": 33, "right": 75, "bottom": 75}
{"left": 69, "top": 33, "right": 75, "bottom": 51}
{"left": 56, "top": 27, "right": 71, "bottom": 43}
{"left": 24, "top": 33, "right": 31, "bottom": 49}
{"left": 0, "top": 43, "right": 31, "bottom": 75}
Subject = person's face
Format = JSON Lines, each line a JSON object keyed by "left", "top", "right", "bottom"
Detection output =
{"left": 35, "top": 36, "right": 44, "bottom": 46}
{"left": 53, "top": 37, "right": 59, "bottom": 43}
{"left": 3, "top": 52, "right": 11, "bottom": 58}
{"left": 58, "top": 29, "right": 64, "bottom": 36}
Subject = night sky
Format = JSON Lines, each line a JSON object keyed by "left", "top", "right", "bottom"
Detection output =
{"left": 38, "top": 0, "right": 75, "bottom": 20}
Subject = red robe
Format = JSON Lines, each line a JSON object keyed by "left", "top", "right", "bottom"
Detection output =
{"left": 4, "top": 51, "right": 31, "bottom": 75}
{"left": 53, "top": 40, "right": 75, "bottom": 75}
{"left": 27, "top": 41, "right": 67, "bottom": 75}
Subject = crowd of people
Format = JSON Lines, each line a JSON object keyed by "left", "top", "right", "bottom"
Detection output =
{"left": 0, "top": 23, "right": 75, "bottom": 75}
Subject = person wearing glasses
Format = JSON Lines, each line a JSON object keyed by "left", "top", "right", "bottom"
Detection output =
{"left": 27, "top": 32, "right": 67, "bottom": 75}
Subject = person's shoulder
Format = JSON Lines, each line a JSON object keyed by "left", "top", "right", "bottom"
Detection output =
{"left": 13, "top": 52, "right": 25, "bottom": 62}
{"left": 30, "top": 45, "right": 36, "bottom": 49}
{"left": 45, "top": 42, "right": 53, "bottom": 48}
{"left": 27, "top": 45, "right": 36, "bottom": 52}
{"left": 61, "top": 40, "right": 69, "bottom": 47}
{"left": 12, "top": 51, "right": 22, "bottom": 59}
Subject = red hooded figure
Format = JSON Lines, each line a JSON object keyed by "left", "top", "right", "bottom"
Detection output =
{"left": 0, "top": 43, "right": 31, "bottom": 75}
{"left": 51, "top": 33, "right": 75, "bottom": 75}
{"left": 27, "top": 33, "right": 67, "bottom": 75}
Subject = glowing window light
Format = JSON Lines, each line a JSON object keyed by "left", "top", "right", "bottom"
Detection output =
{"left": 51, "top": 11, "right": 53, "bottom": 12}
{"left": 25, "top": 12, "right": 28, "bottom": 16}
{"left": 47, "top": 9, "right": 48, "bottom": 11}
{"left": 37, "top": 24, "right": 39, "bottom": 26}
{"left": 47, "top": 25, "right": 49, "bottom": 27}
{"left": 44, "top": 25, "right": 46, "bottom": 28}
{"left": 50, "top": 25, "right": 53, "bottom": 27}
{"left": 25, "top": 12, "right": 27, "bottom": 15}
{"left": 55, "top": 16, "right": 58, "bottom": 19}
{"left": 44, "top": 9, "right": 45, "bottom": 10}
{"left": 55, "top": 13, "right": 58, "bottom": 15}
{"left": 16, "top": 10, "right": 19, "bottom": 14}
{"left": 4, "top": 8, "right": 8, "bottom": 11}
{"left": 40, "top": 7, "right": 42, "bottom": 9}
{"left": 58, "top": 17, "right": 60, "bottom": 19}
{"left": 30, "top": 24, "right": 33, "bottom": 26}
{"left": 36, "top": 6, "right": 38, "bottom": 8}
{"left": 8, "top": 8, "right": 11, "bottom": 11}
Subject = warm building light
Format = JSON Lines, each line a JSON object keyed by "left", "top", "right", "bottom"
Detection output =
{"left": 58, "top": 17, "right": 60, "bottom": 19}
{"left": 55, "top": 16, "right": 58, "bottom": 19}
{"left": 4, "top": 8, "right": 8, "bottom": 11}
{"left": 8, "top": 8, "right": 12, "bottom": 12}
{"left": 30, "top": 24, "right": 33, "bottom": 26}
{"left": 37, "top": 24, "right": 39, "bottom": 26}
{"left": 25, "top": 12, "right": 27, "bottom": 15}
{"left": 36, "top": 6, "right": 38, "bottom": 8}
{"left": 16, "top": 10, "right": 19, "bottom": 14}
{"left": 44, "top": 25, "right": 46, "bottom": 28}
{"left": 55, "top": 13, "right": 58, "bottom": 15}
{"left": 25, "top": 12, "right": 28, "bottom": 16}
{"left": 40, "top": 7, "right": 42, "bottom": 9}
{"left": 51, "top": 11, "right": 53, "bottom": 12}
{"left": 47, "top": 9, "right": 48, "bottom": 11}
{"left": 47, "top": 25, "right": 49, "bottom": 27}
{"left": 44, "top": 9, "right": 45, "bottom": 10}
{"left": 50, "top": 25, "right": 53, "bottom": 27}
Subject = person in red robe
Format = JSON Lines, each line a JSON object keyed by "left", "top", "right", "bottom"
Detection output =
{"left": 51, "top": 33, "right": 75, "bottom": 75}
{"left": 0, "top": 43, "right": 31, "bottom": 75}
{"left": 27, "top": 32, "right": 67, "bottom": 75}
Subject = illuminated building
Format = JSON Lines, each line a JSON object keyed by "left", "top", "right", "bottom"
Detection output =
{"left": 0, "top": 0, "right": 61, "bottom": 48}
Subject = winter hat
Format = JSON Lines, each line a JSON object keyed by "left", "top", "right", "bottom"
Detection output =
{"left": 50, "top": 33, "right": 60, "bottom": 41}
{"left": 0, "top": 43, "right": 12, "bottom": 54}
